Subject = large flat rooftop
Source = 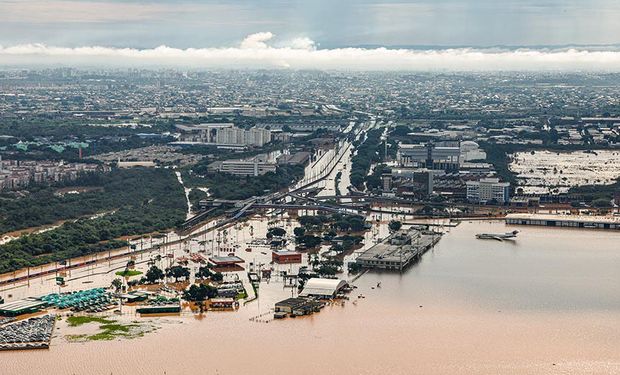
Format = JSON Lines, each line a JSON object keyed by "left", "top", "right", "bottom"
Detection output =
{"left": 356, "top": 228, "right": 441, "bottom": 270}
{"left": 0, "top": 298, "right": 47, "bottom": 315}
{"left": 506, "top": 213, "right": 620, "bottom": 224}
{"left": 506, "top": 213, "right": 620, "bottom": 230}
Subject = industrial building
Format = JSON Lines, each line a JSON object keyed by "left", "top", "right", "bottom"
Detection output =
{"left": 299, "top": 278, "right": 348, "bottom": 298}
{"left": 274, "top": 297, "right": 323, "bottom": 317}
{"left": 209, "top": 298, "right": 238, "bottom": 310}
{"left": 0, "top": 298, "right": 48, "bottom": 317}
{"left": 506, "top": 213, "right": 620, "bottom": 230}
{"left": 136, "top": 305, "right": 181, "bottom": 314}
{"left": 356, "top": 227, "right": 442, "bottom": 270}
{"left": 459, "top": 141, "right": 487, "bottom": 162}
{"left": 391, "top": 168, "right": 434, "bottom": 198}
{"left": 397, "top": 142, "right": 460, "bottom": 171}
{"left": 208, "top": 256, "right": 245, "bottom": 269}
{"left": 277, "top": 151, "right": 311, "bottom": 166}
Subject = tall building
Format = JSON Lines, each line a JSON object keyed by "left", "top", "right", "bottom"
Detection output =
{"left": 397, "top": 142, "right": 460, "bottom": 171}
{"left": 466, "top": 178, "right": 511, "bottom": 204}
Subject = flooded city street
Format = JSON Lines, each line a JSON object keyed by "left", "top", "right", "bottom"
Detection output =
{"left": 2, "top": 220, "right": 619, "bottom": 375}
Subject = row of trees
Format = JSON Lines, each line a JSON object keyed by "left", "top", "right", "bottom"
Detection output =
{"left": 298, "top": 213, "right": 367, "bottom": 233}
{"left": 350, "top": 129, "right": 384, "bottom": 190}
{"left": 294, "top": 215, "right": 368, "bottom": 250}
{"left": 183, "top": 164, "right": 305, "bottom": 201}
{"left": 143, "top": 265, "right": 223, "bottom": 284}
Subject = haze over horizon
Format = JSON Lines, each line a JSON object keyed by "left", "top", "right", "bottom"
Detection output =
{"left": 2, "top": 0, "right": 620, "bottom": 70}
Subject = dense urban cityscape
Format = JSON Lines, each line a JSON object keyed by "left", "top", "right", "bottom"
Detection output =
{"left": 1, "top": 0, "right": 620, "bottom": 374}
{"left": 0, "top": 68, "right": 618, "bottom": 374}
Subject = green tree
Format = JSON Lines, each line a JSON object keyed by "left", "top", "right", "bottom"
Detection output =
{"left": 183, "top": 284, "right": 218, "bottom": 312}
{"left": 196, "top": 266, "right": 212, "bottom": 279}
{"left": 593, "top": 198, "right": 611, "bottom": 208}
{"left": 298, "top": 235, "right": 322, "bottom": 249}
{"left": 145, "top": 266, "right": 164, "bottom": 284}
{"left": 166, "top": 265, "right": 190, "bottom": 282}
{"left": 389, "top": 220, "right": 402, "bottom": 232}
{"left": 293, "top": 227, "right": 306, "bottom": 238}
{"left": 111, "top": 278, "right": 123, "bottom": 293}
{"left": 267, "top": 227, "right": 286, "bottom": 238}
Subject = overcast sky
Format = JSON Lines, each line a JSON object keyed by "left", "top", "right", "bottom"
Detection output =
{"left": 1, "top": 0, "right": 620, "bottom": 70}
{"left": 1, "top": 0, "right": 619, "bottom": 48}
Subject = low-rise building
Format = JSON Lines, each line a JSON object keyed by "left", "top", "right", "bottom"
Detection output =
{"left": 0, "top": 158, "right": 106, "bottom": 191}
{"left": 272, "top": 250, "right": 302, "bottom": 264}
{"left": 299, "top": 278, "right": 348, "bottom": 299}
{"left": 274, "top": 297, "right": 323, "bottom": 316}
{"left": 208, "top": 154, "right": 277, "bottom": 177}
{"left": 208, "top": 256, "right": 245, "bottom": 269}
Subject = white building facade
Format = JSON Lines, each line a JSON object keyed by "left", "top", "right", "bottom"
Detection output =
{"left": 466, "top": 178, "right": 511, "bottom": 204}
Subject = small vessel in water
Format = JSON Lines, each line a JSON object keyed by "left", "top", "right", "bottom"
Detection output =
{"left": 476, "top": 230, "right": 519, "bottom": 241}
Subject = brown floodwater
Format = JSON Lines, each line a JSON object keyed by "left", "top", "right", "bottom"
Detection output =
{"left": 2, "top": 220, "right": 620, "bottom": 375}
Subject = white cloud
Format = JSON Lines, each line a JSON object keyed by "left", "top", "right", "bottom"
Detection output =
{"left": 286, "top": 37, "right": 316, "bottom": 51}
{"left": 239, "top": 32, "right": 275, "bottom": 49}
{"left": 1, "top": 33, "right": 620, "bottom": 71}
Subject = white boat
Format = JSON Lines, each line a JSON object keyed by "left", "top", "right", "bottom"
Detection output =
{"left": 476, "top": 230, "right": 519, "bottom": 241}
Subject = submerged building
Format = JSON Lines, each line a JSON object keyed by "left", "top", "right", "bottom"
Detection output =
{"left": 356, "top": 227, "right": 442, "bottom": 270}
{"left": 299, "top": 278, "right": 348, "bottom": 298}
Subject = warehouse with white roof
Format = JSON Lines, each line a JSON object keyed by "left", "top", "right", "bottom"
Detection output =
{"left": 299, "top": 278, "right": 348, "bottom": 298}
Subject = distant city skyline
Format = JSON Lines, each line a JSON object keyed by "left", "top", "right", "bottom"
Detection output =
{"left": 2, "top": 0, "right": 620, "bottom": 70}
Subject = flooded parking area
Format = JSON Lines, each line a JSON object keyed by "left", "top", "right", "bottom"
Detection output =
{"left": 509, "top": 149, "right": 620, "bottom": 194}
{"left": 0, "top": 315, "right": 55, "bottom": 350}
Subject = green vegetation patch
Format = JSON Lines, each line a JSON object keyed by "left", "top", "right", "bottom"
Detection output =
{"left": 236, "top": 291, "right": 248, "bottom": 300}
{"left": 350, "top": 129, "right": 384, "bottom": 190}
{"left": 0, "top": 168, "right": 187, "bottom": 273}
{"left": 65, "top": 316, "right": 156, "bottom": 342}
{"left": 183, "top": 165, "right": 304, "bottom": 201}
{"left": 115, "top": 270, "right": 143, "bottom": 277}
